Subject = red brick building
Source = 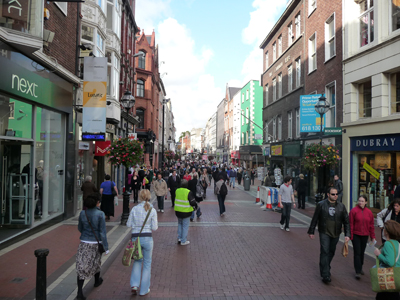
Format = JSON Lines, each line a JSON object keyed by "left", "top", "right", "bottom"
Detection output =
{"left": 134, "top": 29, "right": 161, "bottom": 168}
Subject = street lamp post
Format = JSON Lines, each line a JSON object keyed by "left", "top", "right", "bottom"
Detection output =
{"left": 161, "top": 98, "right": 170, "bottom": 169}
{"left": 314, "top": 94, "right": 330, "bottom": 204}
{"left": 120, "top": 90, "right": 135, "bottom": 225}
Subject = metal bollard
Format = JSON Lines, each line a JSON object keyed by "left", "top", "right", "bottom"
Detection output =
{"left": 120, "top": 191, "right": 131, "bottom": 225}
{"left": 34, "top": 248, "right": 49, "bottom": 300}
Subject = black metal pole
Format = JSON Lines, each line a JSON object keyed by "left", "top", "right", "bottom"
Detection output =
{"left": 35, "top": 248, "right": 49, "bottom": 300}
{"left": 121, "top": 108, "right": 131, "bottom": 225}
{"left": 161, "top": 102, "right": 165, "bottom": 169}
{"left": 316, "top": 113, "right": 324, "bottom": 203}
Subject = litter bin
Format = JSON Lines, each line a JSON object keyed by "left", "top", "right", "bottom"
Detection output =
{"left": 244, "top": 176, "right": 251, "bottom": 191}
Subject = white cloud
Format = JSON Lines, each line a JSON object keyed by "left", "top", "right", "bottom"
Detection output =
{"left": 135, "top": 0, "right": 172, "bottom": 32}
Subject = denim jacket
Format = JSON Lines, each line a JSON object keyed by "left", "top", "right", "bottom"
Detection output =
{"left": 78, "top": 207, "right": 109, "bottom": 251}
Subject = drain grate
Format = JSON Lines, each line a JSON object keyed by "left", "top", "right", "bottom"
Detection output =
{"left": 11, "top": 277, "right": 27, "bottom": 283}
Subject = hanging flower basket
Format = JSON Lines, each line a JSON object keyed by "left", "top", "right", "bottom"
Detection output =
{"left": 105, "top": 137, "right": 144, "bottom": 168}
{"left": 301, "top": 143, "right": 341, "bottom": 172}
{"left": 164, "top": 150, "right": 175, "bottom": 160}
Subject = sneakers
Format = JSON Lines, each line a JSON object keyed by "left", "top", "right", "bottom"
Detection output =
{"left": 181, "top": 241, "right": 190, "bottom": 246}
{"left": 322, "top": 277, "right": 331, "bottom": 284}
{"left": 198, "top": 212, "right": 202, "bottom": 218}
{"left": 158, "top": 209, "right": 161, "bottom": 212}
{"left": 280, "top": 224, "right": 284, "bottom": 230}
{"left": 161, "top": 210, "right": 164, "bottom": 213}
{"left": 360, "top": 270, "right": 365, "bottom": 275}
{"left": 177, "top": 239, "right": 181, "bottom": 245}
{"left": 131, "top": 286, "right": 138, "bottom": 295}
{"left": 355, "top": 273, "right": 361, "bottom": 279}
{"left": 285, "top": 228, "right": 290, "bottom": 232}
{"left": 190, "top": 218, "right": 194, "bottom": 222}
{"left": 140, "top": 288, "right": 150, "bottom": 296}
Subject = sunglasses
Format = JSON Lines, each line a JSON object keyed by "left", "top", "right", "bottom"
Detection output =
{"left": 330, "top": 193, "right": 338, "bottom": 196}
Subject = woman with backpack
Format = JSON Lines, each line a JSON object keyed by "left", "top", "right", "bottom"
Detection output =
{"left": 188, "top": 174, "right": 202, "bottom": 221}
{"left": 215, "top": 175, "right": 228, "bottom": 216}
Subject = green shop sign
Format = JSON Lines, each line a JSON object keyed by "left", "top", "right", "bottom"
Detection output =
{"left": 324, "top": 127, "right": 342, "bottom": 135}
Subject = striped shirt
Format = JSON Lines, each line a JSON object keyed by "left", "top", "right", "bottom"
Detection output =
{"left": 127, "top": 202, "right": 158, "bottom": 234}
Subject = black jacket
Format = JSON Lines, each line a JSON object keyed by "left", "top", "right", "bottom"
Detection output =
{"left": 307, "top": 199, "right": 350, "bottom": 238}
{"left": 188, "top": 178, "right": 203, "bottom": 202}
{"left": 167, "top": 175, "right": 181, "bottom": 190}
{"left": 334, "top": 179, "right": 343, "bottom": 195}
{"left": 131, "top": 177, "right": 141, "bottom": 190}
{"left": 296, "top": 179, "right": 307, "bottom": 193}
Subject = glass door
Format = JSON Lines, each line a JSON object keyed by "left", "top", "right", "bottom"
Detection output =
{"left": 0, "top": 139, "right": 33, "bottom": 225}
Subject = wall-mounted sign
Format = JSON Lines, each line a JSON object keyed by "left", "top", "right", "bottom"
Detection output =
{"left": 324, "top": 127, "right": 342, "bottom": 135}
{"left": 79, "top": 142, "right": 90, "bottom": 150}
{"left": 95, "top": 141, "right": 111, "bottom": 156}
{"left": 351, "top": 134, "right": 400, "bottom": 152}
{"left": 300, "top": 94, "right": 326, "bottom": 133}
{"left": 263, "top": 147, "right": 270, "bottom": 156}
{"left": 271, "top": 145, "right": 282, "bottom": 156}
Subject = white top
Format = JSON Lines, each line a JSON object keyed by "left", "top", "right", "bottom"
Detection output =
{"left": 127, "top": 202, "right": 158, "bottom": 234}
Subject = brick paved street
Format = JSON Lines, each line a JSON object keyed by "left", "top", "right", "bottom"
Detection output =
{"left": 86, "top": 184, "right": 376, "bottom": 300}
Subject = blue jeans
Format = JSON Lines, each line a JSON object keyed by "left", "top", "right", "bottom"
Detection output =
{"left": 191, "top": 206, "right": 202, "bottom": 220}
{"left": 217, "top": 194, "right": 226, "bottom": 215}
{"left": 177, "top": 217, "right": 190, "bottom": 243}
{"left": 229, "top": 177, "right": 235, "bottom": 187}
{"left": 130, "top": 237, "right": 153, "bottom": 295}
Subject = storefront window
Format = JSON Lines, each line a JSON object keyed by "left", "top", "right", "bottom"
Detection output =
{"left": 390, "top": 72, "right": 400, "bottom": 114}
{"left": 0, "top": 0, "right": 43, "bottom": 37}
{"left": 35, "top": 108, "right": 65, "bottom": 221}
{"left": 0, "top": 97, "right": 32, "bottom": 139}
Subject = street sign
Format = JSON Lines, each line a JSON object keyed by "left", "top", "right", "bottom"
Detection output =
{"left": 324, "top": 127, "right": 342, "bottom": 135}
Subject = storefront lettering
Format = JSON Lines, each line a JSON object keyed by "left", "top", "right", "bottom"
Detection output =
{"left": 11, "top": 74, "right": 38, "bottom": 98}
{"left": 355, "top": 138, "right": 396, "bottom": 148}
{"left": 8, "top": 0, "right": 23, "bottom": 16}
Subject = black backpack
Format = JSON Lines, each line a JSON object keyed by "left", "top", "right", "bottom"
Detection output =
{"left": 220, "top": 182, "right": 228, "bottom": 196}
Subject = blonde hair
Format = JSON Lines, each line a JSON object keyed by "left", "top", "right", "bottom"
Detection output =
{"left": 139, "top": 189, "right": 151, "bottom": 211}
{"left": 299, "top": 174, "right": 304, "bottom": 179}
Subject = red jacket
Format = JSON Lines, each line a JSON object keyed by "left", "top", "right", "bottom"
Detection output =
{"left": 349, "top": 205, "right": 375, "bottom": 240}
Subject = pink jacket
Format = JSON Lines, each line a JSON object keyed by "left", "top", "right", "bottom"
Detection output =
{"left": 349, "top": 205, "right": 375, "bottom": 240}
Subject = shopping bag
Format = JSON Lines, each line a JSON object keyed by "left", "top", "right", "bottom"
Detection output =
{"left": 122, "top": 241, "right": 134, "bottom": 266}
{"left": 114, "top": 196, "right": 119, "bottom": 206}
{"left": 132, "top": 237, "right": 143, "bottom": 261}
{"left": 342, "top": 241, "right": 348, "bottom": 257}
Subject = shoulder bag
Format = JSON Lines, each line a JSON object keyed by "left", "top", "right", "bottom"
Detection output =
{"left": 85, "top": 211, "right": 106, "bottom": 254}
{"left": 370, "top": 240, "right": 400, "bottom": 292}
{"left": 111, "top": 181, "right": 117, "bottom": 196}
{"left": 122, "top": 208, "right": 152, "bottom": 267}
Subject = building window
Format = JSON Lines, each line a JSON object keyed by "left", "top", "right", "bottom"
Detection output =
{"left": 326, "top": 83, "right": 336, "bottom": 127}
{"left": 295, "top": 108, "right": 300, "bottom": 137}
{"left": 288, "top": 111, "right": 292, "bottom": 139}
{"left": 246, "top": 107, "right": 249, "bottom": 124}
{"left": 392, "top": 2, "right": 400, "bottom": 32}
{"left": 273, "top": 42, "right": 276, "bottom": 61}
{"left": 288, "top": 65, "right": 293, "bottom": 92}
{"left": 308, "top": 33, "right": 316, "bottom": 72}
{"left": 247, "top": 131, "right": 250, "bottom": 144}
{"left": 295, "top": 13, "right": 301, "bottom": 37}
{"left": 264, "top": 121, "right": 269, "bottom": 143}
{"left": 137, "top": 79, "right": 144, "bottom": 97}
{"left": 107, "top": 66, "right": 111, "bottom": 95}
{"left": 359, "top": 0, "right": 374, "bottom": 47}
{"left": 265, "top": 51, "right": 269, "bottom": 70}
{"left": 278, "top": 73, "right": 282, "bottom": 98}
{"left": 359, "top": 80, "right": 372, "bottom": 118}
{"left": 278, "top": 115, "right": 282, "bottom": 140}
{"left": 242, "top": 93, "right": 244, "bottom": 103}
{"left": 82, "top": 25, "right": 94, "bottom": 42}
{"left": 273, "top": 78, "right": 277, "bottom": 101}
{"left": 390, "top": 72, "right": 400, "bottom": 114}
{"left": 242, "top": 110, "right": 244, "bottom": 125}
{"left": 296, "top": 58, "right": 301, "bottom": 87}
{"left": 246, "top": 89, "right": 249, "bottom": 100}
{"left": 278, "top": 35, "right": 282, "bottom": 56}
{"left": 273, "top": 119, "right": 276, "bottom": 141}
{"left": 325, "top": 14, "right": 335, "bottom": 60}
{"left": 264, "top": 84, "right": 269, "bottom": 107}
{"left": 242, "top": 132, "right": 244, "bottom": 144}
{"left": 138, "top": 51, "right": 146, "bottom": 69}
{"left": 288, "top": 23, "right": 293, "bottom": 46}
{"left": 107, "top": 4, "right": 113, "bottom": 30}
{"left": 136, "top": 109, "right": 145, "bottom": 129}
{"left": 309, "top": 0, "right": 316, "bottom": 15}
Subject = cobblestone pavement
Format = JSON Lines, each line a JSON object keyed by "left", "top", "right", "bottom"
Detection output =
{"left": 86, "top": 182, "right": 376, "bottom": 300}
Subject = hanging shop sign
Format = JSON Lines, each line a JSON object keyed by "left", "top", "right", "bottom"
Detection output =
{"left": 82, "top": 57, "right": 107, "bottom": 141}
{"left": 324, "top": 127, "right": 342, "bottom": 135}
{"left": 95, "top": 141, "right": 111, "bottom": 156}
{"left": 350, "top": 134, "right": 400, "bottom": 152}
{"left": 263, "top": 147, "right": 270, "bottom": 156}
{"left": 300, "top": 94, "right": 326, "bottom": 133}
{"left": 271, "top": 145, "right": 282, "bottom": 156}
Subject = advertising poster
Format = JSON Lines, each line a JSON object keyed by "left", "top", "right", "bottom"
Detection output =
{"left": 82, "top": 57, "right": 107, "bottom": 139}
{"left": 300, "top": 94, "right": 326, "bottom": 133}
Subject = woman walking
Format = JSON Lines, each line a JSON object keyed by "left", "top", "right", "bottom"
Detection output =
{"left": 215, "top": 175, "right": 227, "bottom": 216}
{"left": 374, "top": 220, "right": 400, "bottom": 300}
{"left": 99, "top": 175, "right": 118, "bottom": 221}
{"left": 81, "top": 176, "right": 98, "bottom": 210}
{"left": 127, "top": 189, "right": 158, "bottom": 296}
{"left": 131, "top": 174, "right": 140, "bottom": 203}
{"left": 349, "top": 195, "right": 376, "bottom": 279}
{"left": 153, "top": 173, "right": 168, "bottom": 212}
{"left": 76, "top": 193, "right": 108, "bottom": 300}
{"left": 377, "top": 198, "right": 400, "bottom": 243}
{"left": 295, "top": 174, "right": 307, "bottom": 209}
{"left": 237, "top": 169, "right": 243, "bottom": 185}
{"left": 200, "top": 169, "right": 210, "bottom": 199}
{"left": 188, "top": 174, "right": 202, "bottom": 221}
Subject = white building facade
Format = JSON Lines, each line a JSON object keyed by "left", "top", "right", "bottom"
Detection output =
{"left": 342, "top": 0, "right": 400, "bottom": 212}
{"left": 232, "top": 91, "right": 241, "bottom": 151}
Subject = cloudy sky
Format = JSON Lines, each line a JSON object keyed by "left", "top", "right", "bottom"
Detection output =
{"left": 136, "top": 0, "right": 288, "bottom": 138}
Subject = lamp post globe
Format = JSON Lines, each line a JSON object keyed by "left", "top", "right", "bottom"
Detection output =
{"left": 120, "top": 90, "right": 135, "bottom": 112}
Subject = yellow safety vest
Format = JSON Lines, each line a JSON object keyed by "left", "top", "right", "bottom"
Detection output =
{"left": 174, "top": 188, "right": 194, "bottom": 213}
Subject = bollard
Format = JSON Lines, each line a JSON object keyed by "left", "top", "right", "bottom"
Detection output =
{"left": 120, "top": 191, "right": 131, "bottom": 225}
{"left": 34, "top": 248, "right": 49, "bottom": 300}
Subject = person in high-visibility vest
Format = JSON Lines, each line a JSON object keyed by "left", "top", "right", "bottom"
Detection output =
{"left": 174, "top": 179, "right": 197, "bottom": 246}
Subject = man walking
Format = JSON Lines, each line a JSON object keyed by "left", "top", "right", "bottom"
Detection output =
{"left": 250, "top": 168, "right": 256, "bottom": 185}
{"left": 278, "top": 176, "right": 295, "bottom": 231}
{"left": 333, "top": 175, "right": 343, "bottom": 203}
{"left": 308, "top": 187, "right": 350, "bottom": 284}
{"left": 167, "top": 170, "right": 181, "bottom": 207}
{"left": 229, "top": 167, "right": 236, "bottom": 188}
{"left": 153, "top": 173, "right": 168, "bottom": 212}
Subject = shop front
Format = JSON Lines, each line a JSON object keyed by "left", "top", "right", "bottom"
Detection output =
{"left": 231, "top": 150, "right": 240, "bottom": 166}
{"left": 349, "top": 134, "right": 400, "bottom": 214}
{"left": 0, "top": 41, "right": 75, "bottom": 242}
{"left": 239, "top": 145, "right": 263, "bottom": 170}
{"left": 283, "top": 142, "right": 302, "bottom": 177}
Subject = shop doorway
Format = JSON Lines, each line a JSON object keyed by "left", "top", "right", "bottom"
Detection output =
{"left": 0, "top": 139, "right": 33, "bottom": 227}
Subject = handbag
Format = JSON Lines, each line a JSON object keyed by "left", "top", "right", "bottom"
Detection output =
{"left": 111, "top": 181, "right": 117, "bottom": 197}
{"left": 85, "top": 211, "right": 106, "bottom": 254}
{"left": 370, "top": 240, "right": 400, "bottom": 292}
{"left": 342, "top": 241, "right": 348, "bottom": 257}
{"left": 122, "top": 208, "right": 152, "bottom": 267}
